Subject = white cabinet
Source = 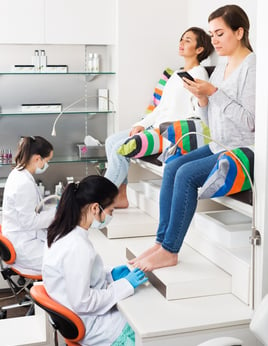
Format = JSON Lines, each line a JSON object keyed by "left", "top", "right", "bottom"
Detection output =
{"left": 0, "top": 0, "right": 116, "bottom": 44}
{"left": 45, "top": 0, "right": 116, "bottom": 44}
{"left": 0, "top": 0, "right": 45, "bottom": 44}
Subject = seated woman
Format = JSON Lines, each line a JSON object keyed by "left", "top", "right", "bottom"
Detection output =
{"left": 2, "top": 136, "right": 55, "bottom": 274}
{"left": 42, "top": 175, "right": 147, "bottom": 346}
{"left": 130, "top": 4, "right": 256, "bottom": 271}
{"left": 105, "top": 26, "right": 214, "bottom": 208}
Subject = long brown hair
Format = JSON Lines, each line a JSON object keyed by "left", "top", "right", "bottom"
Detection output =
{"left": 208, "top": 4, "right": 253, "bottom": 52}
{"left": 15, "top": 136, "right": 53, "bottom": 170}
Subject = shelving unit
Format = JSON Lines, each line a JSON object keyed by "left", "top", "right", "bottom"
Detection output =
{"left": 0, "top": 44, "right": 116, "bottom": 192}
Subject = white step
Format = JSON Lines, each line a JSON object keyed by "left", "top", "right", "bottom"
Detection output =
{"left": 194, "top": 209, "right": 252, "bottom": 249}
{"left": 186, "top": 215, "right": 251, "bottom": 305}
{"left": 126, "top": 238, "right": 232, "bottom": 301}
{"left": 140, "top": 179, "right": 162, "bottom": 202}
{"left": 127, "top": 181, "right": 252, "bottom": 303}
{"left": 101, "top": 207, "right": 157, "bottom": 239}
{"left": 127, "top": 182, "right": 159, "bottom": 220}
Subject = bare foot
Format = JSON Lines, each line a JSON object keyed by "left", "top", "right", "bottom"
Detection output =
{"left": 128, "top": 243, "right": 160, "bottom": 265}
{"left": 133, "top": 247, "right": 178, "bottom": 272}
{"left": 114, "top": 184, "right": 129, "bottom": 208}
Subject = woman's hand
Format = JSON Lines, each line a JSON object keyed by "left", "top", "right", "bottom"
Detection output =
{"left": 183, "top": 78, "right": 217, "bottom": 107}
{"left": 129, "top": 126, "right": 145, "bottom": 136}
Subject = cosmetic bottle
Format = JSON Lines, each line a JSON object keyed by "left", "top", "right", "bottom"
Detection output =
{"left": 38, "top": 182, "right": 45, "bottom": 198}
{"left": 88, "top": 53, "right": 94, "bottom": 72}
{"left": 55, "top": 181, "right": 63, "bottom": 197}
{"left": 40, "top": 50, "right": 47, "bottom": 72}
{"left": 8, "top": 149, "right": 12, "bottom": 163}
{"left": 32, "top": 50, "right": 40, "bottom": 72}
{"left": 92, "top": 53, "right": 100, "bottom": 72}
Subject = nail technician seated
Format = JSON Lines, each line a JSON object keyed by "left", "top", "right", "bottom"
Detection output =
{"left": 42, "top": 175, "right": 147, "bottom": 346}
{"left": 2, "top": 136, "right": 55, "bottom": 274}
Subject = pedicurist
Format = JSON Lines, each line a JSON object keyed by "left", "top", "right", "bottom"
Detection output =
{"left": 2, "top": 136, "right": 55, "bottom": 274}
{"left": 43, "top": 175, "right": 147, "bottom": 346}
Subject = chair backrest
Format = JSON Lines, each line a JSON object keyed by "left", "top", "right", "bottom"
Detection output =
{"left": 30, "top": 285, "right": 85, "bottom": 344}
{"left": 250, "top": 293, "right": 268, "bottom": 344}
{"left": 0, "top": 232, "right": 16, "bottom": 265}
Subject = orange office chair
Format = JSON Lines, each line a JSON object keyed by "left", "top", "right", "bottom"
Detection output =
{"left": 0, "top": 228, "right": 42, "bottom": 319}
{"left": 30, "top": 284, "right": 85, "bottom": 346}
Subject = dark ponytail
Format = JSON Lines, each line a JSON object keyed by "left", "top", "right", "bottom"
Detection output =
{"left": 15, "top": 136, "right": 53, "bottom": 170}
{"left": 47, "top": 175, "right": 118, "bottom": 247}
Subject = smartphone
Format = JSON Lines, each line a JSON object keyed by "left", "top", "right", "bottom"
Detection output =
{"left": 177, "top": 71, "right": 195, "bottom": 83}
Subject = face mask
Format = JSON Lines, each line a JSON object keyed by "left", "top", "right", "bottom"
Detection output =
{"left": 91, "top": 210, "right": 113, "bottom": 229}
{"left": 35, "top": 162, "right": 49, "bottom": 175}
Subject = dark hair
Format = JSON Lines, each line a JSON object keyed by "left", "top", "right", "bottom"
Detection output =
{"left": 208, "top": 4, "right": 253, "bottom": 52}
{"left": 47, "top": 175, "right": 118, "bottom": 247}
{"left": 15, "top": 136, "right": 53, "bottom": 170}
{"left": 181, "top": 27, "right": 214, "bottom": 63}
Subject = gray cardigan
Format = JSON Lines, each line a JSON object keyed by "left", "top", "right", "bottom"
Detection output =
{"left": 198, "top": 52, "right": 256, "bottom": 153}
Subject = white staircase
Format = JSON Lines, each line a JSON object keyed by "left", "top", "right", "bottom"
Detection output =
{"left": 124, "top": 180, "right": 252, "bottom": 305}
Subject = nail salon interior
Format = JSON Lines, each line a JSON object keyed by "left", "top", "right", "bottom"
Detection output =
{"left": 0, "top": 1, "right": 268, "bottom": 345}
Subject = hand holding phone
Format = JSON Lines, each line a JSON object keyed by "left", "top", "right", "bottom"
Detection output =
{"left": 177, "top": 71, "right": 195, "bottom": 83}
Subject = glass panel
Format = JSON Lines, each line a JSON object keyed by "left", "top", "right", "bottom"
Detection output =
{"left": 0, "top": 110, "right": 115, "bottom": 117}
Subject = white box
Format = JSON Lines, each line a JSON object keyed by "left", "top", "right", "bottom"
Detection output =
{"left": 12, "top": 65, "right": 36, "bottom": 73}
{"left": 21, "top": 104, "right": 62, "bottom": 113}
{"left": 43, "top": 65, "right": 68, "bottom": 73}
{"left": 98, "top": 89, "right": 109, "bottom": 111}
{"left": 195, "top": 209, "right": 252, "bottom": 248}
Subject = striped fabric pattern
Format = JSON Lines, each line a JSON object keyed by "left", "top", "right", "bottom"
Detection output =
{"left": 145, "top": 68, "right": 174, "bottom": 113}
{"left": 117, "top": 128, "right": 163, "bottom": 158}
{"left": 161, "top": 119, "right": 211, "bottom": 154}
{"left": 198, "top": 147, "right": 254, "bottom": 199}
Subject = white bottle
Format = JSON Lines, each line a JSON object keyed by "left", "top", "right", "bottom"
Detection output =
{"left": 32, "top": 50, "right": 40, "bottom": 72}
{"left": 38, "top": 182, "right": 45, "bottom": 198}
{"left": 40, "top": 50, "right": 47, "bottom": 72}
{"left": 92, "top": 53, "right": 100, "bottom": 72}
{"left": 88, "top": 53, "right": 94, "bottom": 72}
{"left": 55, "top": 181, "right": 63, "bottom": 197}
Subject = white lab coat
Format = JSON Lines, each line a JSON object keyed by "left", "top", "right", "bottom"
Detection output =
{"left": 42, "top": 226, "right": 134, "bottom": 346}
{"left": 2, "top": 168, "right": 55, "bottom": 274}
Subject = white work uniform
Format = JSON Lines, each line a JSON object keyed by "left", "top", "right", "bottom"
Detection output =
{"left": 2, "top": 168, "right": 55, "bottom": 274}
{"left": 42, "top": 226, "right": 134, "bottom": 346}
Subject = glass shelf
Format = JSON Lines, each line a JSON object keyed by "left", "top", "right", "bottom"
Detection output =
{"left": 0, "top": 109, "right": 115, "bottom": 117}
{"left": 0, "top": 156, "right": 107, "bottom": 167}
{"left": 0, "top": 71, "right": 116, "bottom": 75}
{"left": 51, "top": 156, "right": 107, "bottom": 164}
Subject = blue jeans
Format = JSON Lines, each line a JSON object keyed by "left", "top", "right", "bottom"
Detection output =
{"left": 104, "top": 129, "right": 131, "bottom": 187}
{"left": 156, "top": 145, "right": 222, "bottom": 253}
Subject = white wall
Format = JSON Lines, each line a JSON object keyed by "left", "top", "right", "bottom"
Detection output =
{"left": 116, "top": 0, "right": 257, "bottom": 131}
{"left": 116, "top": 0, "right": 188, "bottom": 130}
{"left": 187, "top": 0, "right": 257, "bottom": 50}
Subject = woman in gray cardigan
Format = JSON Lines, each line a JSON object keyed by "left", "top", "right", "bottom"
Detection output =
{"left": 130, "top": 4, "right": 256, "bottom": 271}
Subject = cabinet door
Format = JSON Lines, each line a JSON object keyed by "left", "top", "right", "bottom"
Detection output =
{"left": 45, "top": 0, "right": 116, "bottom": 44}
{"left": 0, "top": 0, "right": 45, "bottom": 43}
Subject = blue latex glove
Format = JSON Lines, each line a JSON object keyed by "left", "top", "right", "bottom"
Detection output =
{"left": 125, "top": 268, "right": 148, "bottom": 288}
{"left": 111, "top": 265, "right": 131, "bottom": 281}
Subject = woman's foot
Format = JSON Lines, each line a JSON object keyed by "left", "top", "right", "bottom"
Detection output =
{"left": 133, "top": 247, "right": 178, "bottom": 272}
{"left": 114, "top": 184, "right": 129, "bottom": 208}
{"left": 128, "top": 243, "right": 160, "bottom": 265}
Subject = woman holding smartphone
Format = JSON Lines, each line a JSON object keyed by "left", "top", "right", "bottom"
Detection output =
{"left": 131, "top": 4, "right": 255, "bottom": 271}
{"left": 105, "top": 27, "right": 214, "bottom": 208}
